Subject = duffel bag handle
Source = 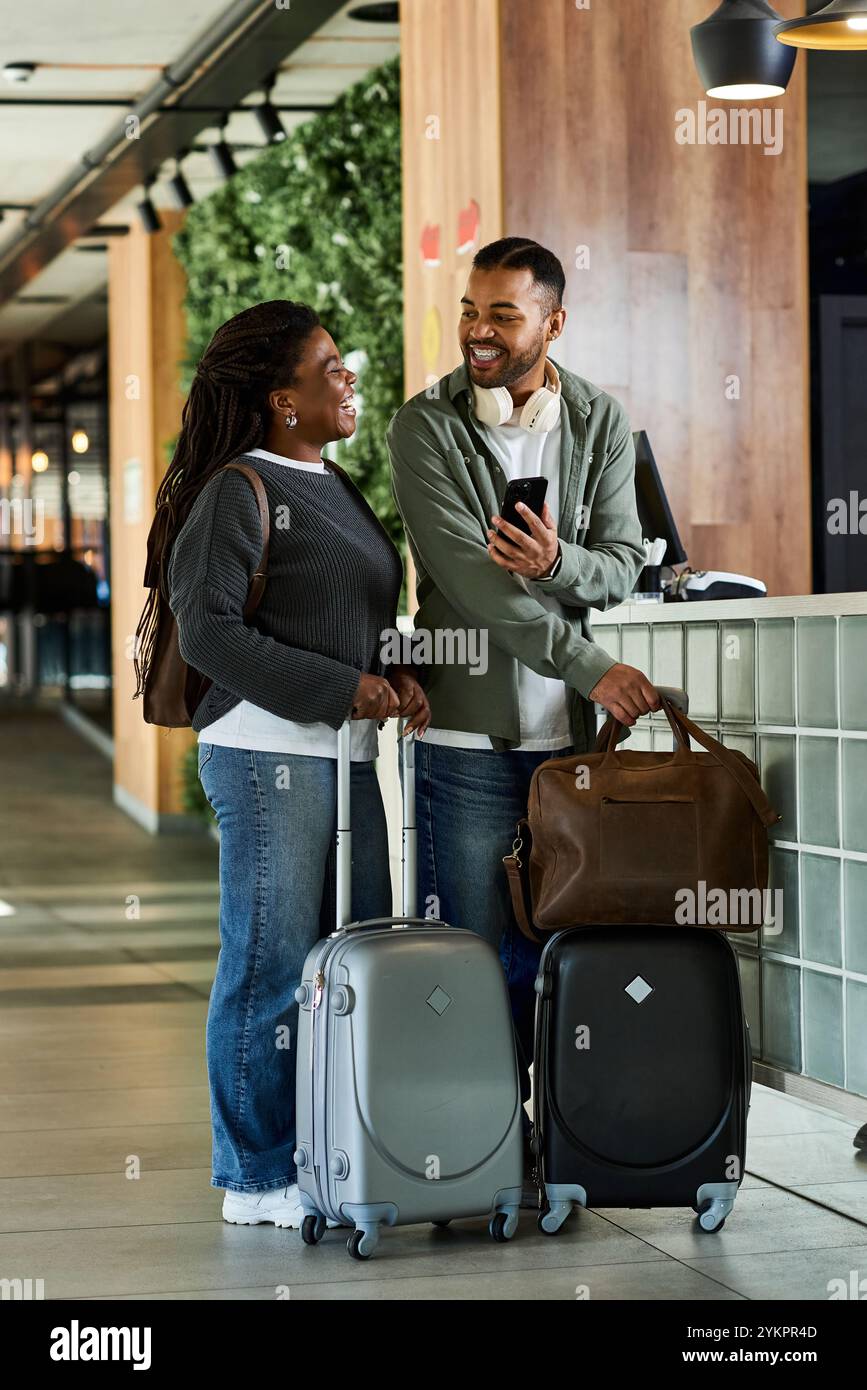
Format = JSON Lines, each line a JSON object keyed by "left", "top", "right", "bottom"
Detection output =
{"left": 598, "top": 702, "right": 692, "bottom": 756}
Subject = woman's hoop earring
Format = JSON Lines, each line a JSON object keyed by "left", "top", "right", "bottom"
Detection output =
{"left": 285, "top": 411, "right": 298, "bottom": 429}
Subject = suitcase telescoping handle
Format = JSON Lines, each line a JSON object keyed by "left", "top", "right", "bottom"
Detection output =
{"left": 400, "top": 715, "right": 417, "bottom": 918}
{"left": 335, "top": 721, "right": 353, "bottom": 932}
{"left": 339, "top": 916, "right": 451, "bottom": 935}
{"left": 335, "top": 719, "right": 445, "bottom": 934}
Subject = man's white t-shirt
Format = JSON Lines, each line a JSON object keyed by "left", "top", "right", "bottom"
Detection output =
{"left": 196, "top": 448, "right": 377, "bottom": 762}
{"left": 424, "top": 402, "right": 572, "bottom": 753}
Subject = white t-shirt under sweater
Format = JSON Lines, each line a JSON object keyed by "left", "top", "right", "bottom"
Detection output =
{"left": 424, "top": 402, "right": 572, "bottom": 753}
{"left": 197, "top": 448, "right": 378, "bottom": 762}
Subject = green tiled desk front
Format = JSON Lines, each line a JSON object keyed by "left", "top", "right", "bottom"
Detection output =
{"left": 592, "top": 595, "right": 867, "bottom": 1100}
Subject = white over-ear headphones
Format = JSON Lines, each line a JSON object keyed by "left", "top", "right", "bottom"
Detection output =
{"left": 472, "top": 358, "right": 562, "bottom": 434}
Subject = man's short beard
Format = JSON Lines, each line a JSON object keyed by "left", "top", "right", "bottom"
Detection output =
{"left": 467, "top": 331, "right": 547, "bottom": 391}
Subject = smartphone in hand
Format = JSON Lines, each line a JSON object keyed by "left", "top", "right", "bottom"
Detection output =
{"left": 498, "top": 476, "right": 549, "bottom": 537}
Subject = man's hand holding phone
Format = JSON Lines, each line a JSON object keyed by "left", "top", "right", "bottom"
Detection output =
{"left": 488, "top": 501, "right": 560, "bottom": 580}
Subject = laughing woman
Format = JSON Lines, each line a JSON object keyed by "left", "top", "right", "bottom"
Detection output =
{"left": 145, "top": 301, "right": 429, "bottom": 1227}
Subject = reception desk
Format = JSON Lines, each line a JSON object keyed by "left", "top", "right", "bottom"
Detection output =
{"left": 379, "top": 594, "right": 867, "bottom": 1106}
{"left": 592, "top": 593, "right": 867, "bottom": 1104}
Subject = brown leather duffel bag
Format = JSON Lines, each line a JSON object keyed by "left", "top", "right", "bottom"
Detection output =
{"left": 504, "top": 695, "right": 781, "bottom": 941}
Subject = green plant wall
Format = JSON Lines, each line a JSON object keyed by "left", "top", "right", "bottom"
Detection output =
{"left": 173, "top": 58, "right": 403, "bottom": 545}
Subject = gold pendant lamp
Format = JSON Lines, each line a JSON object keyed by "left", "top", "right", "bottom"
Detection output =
{"left": 775, "top": 0, "right": 867, "bottom": 48}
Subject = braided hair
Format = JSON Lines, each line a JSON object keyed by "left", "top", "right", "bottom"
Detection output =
{"left": 133, "top": 299, "right": 320, "bottom": 699}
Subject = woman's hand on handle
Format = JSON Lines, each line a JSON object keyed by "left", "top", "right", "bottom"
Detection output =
{"left": 351, "top": 673, "right": 401, "bottom": 721}
{"left": 388, "top": 669, "right": 431, "bottom": 737}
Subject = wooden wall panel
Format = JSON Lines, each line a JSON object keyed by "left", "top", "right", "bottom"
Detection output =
{"left": 487, "top": 0, "right": 810, "bottom": 596}
{"left": 108, "top": 214, "right": 193, "bottom": 830}
{"left": 628, "top": 251, "right": 691, "bottom": 529}
{"left": 400, "top": 0, "right": 503, "bottom": 399}
{"left": 497, "top": 0, "right": 811, "bottom": 594}
{"left": 518, "top": 1, "right": 633, "bottom": 391}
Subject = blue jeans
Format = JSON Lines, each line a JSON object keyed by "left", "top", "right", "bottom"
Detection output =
{"left": 414, "top": 739, "right": 573, "bottom": 1112}
{"left": 198, "top": 743, "right": 392, "bottom": 1193}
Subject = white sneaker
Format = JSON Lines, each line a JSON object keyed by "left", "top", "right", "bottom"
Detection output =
{"left": 221, "top": 1183, "right": 340, "bottom": 1229}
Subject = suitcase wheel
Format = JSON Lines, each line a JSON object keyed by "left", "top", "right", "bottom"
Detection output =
{"left": 431, "top": 1219, "right": 451, "bottom": 1229}
{"left": 538, "top": 1201, "right": 572, "bottom": 1236}
{"left": 347, "top": 1226, "right": 378, "bottom": 1260}
{"left": 301, "top": 1213, "right": 326, "bottom": 1245}
{"left": 489, "top": 1208, "right": 518, "bottom": 1242}
{"left": 696, "top": 1198, "right": 728, "bottom": 1233}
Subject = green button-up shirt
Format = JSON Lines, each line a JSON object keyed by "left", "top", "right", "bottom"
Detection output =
{"left": 387, "top": 358, "right": 645, "bottom": 752}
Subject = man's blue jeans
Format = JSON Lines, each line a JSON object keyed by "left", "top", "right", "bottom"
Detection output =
{"left": 414, "top": 739, "right": 573, "bottom": 1112}
{"left": 198, "top": 742, "right": 391, "bottom": 1193}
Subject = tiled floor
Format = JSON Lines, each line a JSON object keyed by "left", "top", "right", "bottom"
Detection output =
{"left": 1, "top": 706, "right": 866, "bottom": 1300}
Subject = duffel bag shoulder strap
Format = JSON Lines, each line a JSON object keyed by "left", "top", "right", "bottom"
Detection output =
{"left": 503, "top": 820, "right": 545, "bottom": 944}
{"left": 666, "top": 701, "right": 781, "bottom": 829}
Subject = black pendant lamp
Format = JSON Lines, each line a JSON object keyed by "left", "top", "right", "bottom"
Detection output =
{"left": 691, "top": 0, "right": 797, "bottom": 99}
{"left": 775, "top": 0, "right": 867, "bottom": 48}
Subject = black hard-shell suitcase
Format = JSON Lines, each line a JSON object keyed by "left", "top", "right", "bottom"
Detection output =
{"left": 532, "top": 925, "right": 751, "bottom": 1235}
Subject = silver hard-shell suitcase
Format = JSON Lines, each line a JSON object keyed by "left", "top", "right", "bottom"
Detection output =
{"left": 294, "top": 722, "right": 523, "bottom": 1260}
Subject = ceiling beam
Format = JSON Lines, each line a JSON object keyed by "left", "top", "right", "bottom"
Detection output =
{"left": 0, "top": 0, "right": 346, "bottom": 309}
{"left": 0, "top": 99, "right": 334, "bottom": 111}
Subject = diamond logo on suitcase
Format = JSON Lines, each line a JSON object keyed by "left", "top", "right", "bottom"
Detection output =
{"left": 426, "top": 985, "right": 452, "bottom": 1016}
{"left": 624, "top": 975, "right": 654, "bottom": 1004}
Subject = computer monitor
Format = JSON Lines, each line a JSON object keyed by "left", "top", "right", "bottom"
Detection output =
{"left": 632, "top": 430, "right": 688, "bottom": 568}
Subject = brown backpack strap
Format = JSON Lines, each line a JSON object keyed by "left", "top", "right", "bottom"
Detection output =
{"left": 223, "top": 462, "right": 270, "bottom": 621}
{"left": 503, "top": 819, "right": 545, "bottom": 944}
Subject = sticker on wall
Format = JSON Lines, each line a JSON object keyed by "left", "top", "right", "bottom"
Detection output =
{"left": 421, "top": 306, "right": 442, "bottom": 375}
{"left": 420, "top": 223, "right": 441, "bottom": 267}
{"left": 456, "top": 200, "right": 480, "bottom": 256}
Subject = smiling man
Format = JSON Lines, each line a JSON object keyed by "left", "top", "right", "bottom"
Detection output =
{"left": 387, "top": 238, "right": 657, "bottom": 1179}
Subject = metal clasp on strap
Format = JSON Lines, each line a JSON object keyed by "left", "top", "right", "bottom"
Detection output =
{"left": 508, "top": 833, "right": 524, "bottom": 869}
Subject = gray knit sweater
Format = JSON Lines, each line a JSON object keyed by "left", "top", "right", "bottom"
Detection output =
{"left": 167, "top": 454, "right": 403, "bottom": 732}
